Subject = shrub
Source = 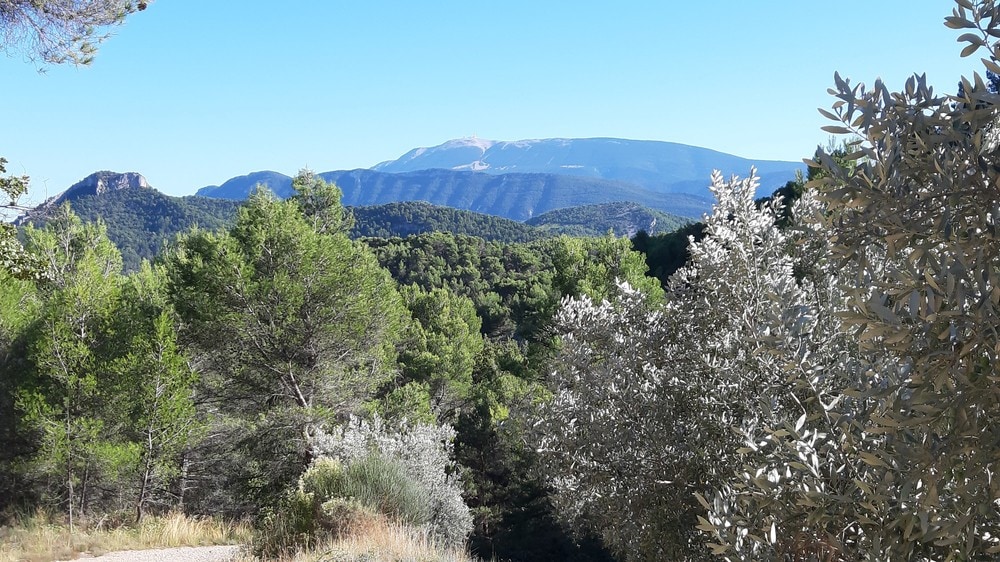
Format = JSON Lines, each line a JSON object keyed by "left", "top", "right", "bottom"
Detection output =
{"left": 312, "top": 415, "right": 473, "bottom": 547}
{"left": 254, "top": 452, "right": 433, "bottom": 557}
{"left": 339, "top": 453, "right": 430, "bottom": 527}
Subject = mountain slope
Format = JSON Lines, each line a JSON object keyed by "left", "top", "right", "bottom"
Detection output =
{"left": 320, "top": 169, "right": 710, "bottom": 220}
{"left": 24, "top": 173, "right": 241, "bottom": 270}
{"left": 195, "top": 170, "right": 293, "bottom": 200}
{"left": 525, "top": 202, "right": 689, "bottom": 237}
{"left": 373, "top": 137, "right": 802, "bottom": 195}
{"left": 198, "top": 168, "right": 710, "bottom": 219}
{"left": 349, "top": 201, "right": 543, "bottom": 243}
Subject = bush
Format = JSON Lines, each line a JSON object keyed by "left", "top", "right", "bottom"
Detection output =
{"left": 339, "top": 454, "right": 430, "bottom": 527}
{"left": 254, "top": 453, "right": 432, "bottom": 557}
{"left": 313, "top": 415, "right": 474, "bottom": 548}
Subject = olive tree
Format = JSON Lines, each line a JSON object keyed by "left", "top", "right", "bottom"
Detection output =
{"left": 534, "top": 170, "right": 818, "bottom": 561}
{"left": 702, "top": 2, "right": 1000, "bottom": 559}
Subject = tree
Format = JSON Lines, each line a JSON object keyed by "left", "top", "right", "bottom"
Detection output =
{"left": 0, "top": 267, "right": 41, "bottom": 506}
{"left": 0, "top": 0, "right": 150, "bottom": 65}
{"left": 110, "top": 263, "right": 200, "bottom": 523}
{"left": 16, "top": 206, "right": 132, "bottom": 528}
{"left": 0, "top": 158, "right": 43, "bottom": 280}
{"left": 165, "top": 172, "right": 406, "bottom": 507}
{"left": 698, "top": 3, "right": 1000, "bottom": 559}
{"left": 534, "top": 170, "right": 815, "bottom": 561}
{"left": 382, "top": 285, "right": 484, "bottom": 423}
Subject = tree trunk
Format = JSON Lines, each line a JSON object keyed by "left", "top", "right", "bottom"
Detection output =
{"left": 66, "top": 408, "right": 74, "bottom": 538}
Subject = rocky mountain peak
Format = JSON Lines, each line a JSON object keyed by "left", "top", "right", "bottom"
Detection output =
{"left": 66, "top": 171, "right": 150, "bottom": 197}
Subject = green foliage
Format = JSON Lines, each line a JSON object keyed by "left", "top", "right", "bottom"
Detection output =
{"left": 350, "top": 201, "right": 544, "bottom": 243}
{"left": 3, "top": 206, "right": 199, "bottom": 523}
{"left": 549, "top": 234, "right": 664, "bottom": 306}
{"left": 165, "top": 173, "right": 407, "bottom": 509}
{"left": 36, "top": 188, "right": 242, "bottom": 271}
{"left": 368, "top": 231, "right": 661, "bottom": 341}
{"left": 0, "top": 158, "right": 44, "bottom": 280}
{"left": 366, "top": 232, "right": 556, "bottom": 340}
{"left": 15, "top": 207, "right": 130, "bottom": 523}
{"left": 255, "top": 457, "right": 380, "bottom": 558}
{"left": 630, "top": 221, "right": 706, "bottom": 288}
{"left": 386, "top": 286, "right": 484, "bottom": 422}
{"left": 338, "top": 454, "right": 431, "bottom": 526}
{"left": 526, "top": 201, "right": 689, "bottom": 237}
{"left": 110, "top": 263, "right": 201, "bottom": 522}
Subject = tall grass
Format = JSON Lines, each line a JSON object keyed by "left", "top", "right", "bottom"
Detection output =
{"left": 0, "top": 511, "right": 250, "bottom": 562}
{"left": 238, "top": 517, "right": 478, "bottom": 562}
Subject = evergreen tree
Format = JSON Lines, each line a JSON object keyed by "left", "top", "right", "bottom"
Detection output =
{"left": 165, "top": 173, "right": 406, "bottom": 508}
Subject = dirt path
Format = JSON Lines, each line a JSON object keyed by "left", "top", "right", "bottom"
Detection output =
{"left": 61, "top": 545, "right": 242, "bottom": 562}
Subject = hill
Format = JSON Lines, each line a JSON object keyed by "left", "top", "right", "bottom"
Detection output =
{"left": 23, "top": 172, "right": 241, "bottom": 270}
{"left": 195, "top": 170, "right": 294, "bottom": 200}
{"left": 349, "top": 201, "right": 542, "bottom": 243}
{"left": 525, "top": 202, "right": 689, "bottom": 237}
{"left": 372, "top": 137, "right": 802, "bottom": 196}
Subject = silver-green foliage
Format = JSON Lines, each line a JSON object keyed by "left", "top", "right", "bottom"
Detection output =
{"left": 702, "top": 3, "right": 1000, "bottom": 560}
{"left": 313, "top": 415, "right": 473, "bottom": 547}
{"left": 255, "top": 454, "right": 431, "bottom": 557}
{"left": 534, "top": 170, "right": 819, "bottom": 561}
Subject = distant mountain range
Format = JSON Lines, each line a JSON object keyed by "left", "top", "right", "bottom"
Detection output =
{"left": 196, "top": 137, "right": 803, "bottom": 219}
{"left": 196, "top": 168, "right": 709, "bottom": 220}
{"left": 372, "top": 137, "right": 803, "bottom": 196}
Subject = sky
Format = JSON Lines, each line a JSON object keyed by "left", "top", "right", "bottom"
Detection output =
{"left": 0, "top": 1, "right": 977, "bottom": 199}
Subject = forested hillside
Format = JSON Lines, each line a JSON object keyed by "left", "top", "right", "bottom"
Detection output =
{"left": 26, "top": 188, "right": 242, "bottom": 270}
{"left": 348, "top": 201, "right": 543, "bottom": 243}
{"left": 23, "top": 187, "right": 696, "bottom": 269}
{"left": 1, "top": 171, "right": 660, "bottom": 561}
{"left": 526, "top": 201, "right": 689, "bottom": 237}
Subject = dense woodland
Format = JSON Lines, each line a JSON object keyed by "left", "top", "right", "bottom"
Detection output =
{"left": 5, "top": 2, "right": 1000, "bottom": 561}
{"left": 0, "top": 169, "right": 668, "bottom": 560}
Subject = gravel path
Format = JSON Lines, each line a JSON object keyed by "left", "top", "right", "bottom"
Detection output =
{"left": 60, "top": 545, "right": 242, "bottom": 562}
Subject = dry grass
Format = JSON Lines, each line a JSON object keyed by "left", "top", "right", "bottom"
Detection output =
{"left": 0, "top": 511, "right": 251, "bottom": 562}
{"left": 239, "top": 518, "right": 478, "bottom": 562}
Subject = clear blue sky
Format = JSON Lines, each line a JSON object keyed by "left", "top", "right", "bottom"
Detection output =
{"left": 0, "top": 1, "right": 975, "bottom": 198}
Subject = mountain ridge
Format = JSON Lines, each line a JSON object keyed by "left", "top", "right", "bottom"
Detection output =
{"left": 371, "top": 137, "right": 803, "bottom": 195}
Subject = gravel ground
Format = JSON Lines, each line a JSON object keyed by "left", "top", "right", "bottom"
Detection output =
{"left": 60, "top": 545, "right": 242, "bottom": 562}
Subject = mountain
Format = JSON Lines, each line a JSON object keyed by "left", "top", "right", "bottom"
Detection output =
{"left": 525, "top": 202, "right": 689, "bottom": 237}
{"left": 373, "top": 137, "right": 803, "bottom": 195}
{"left": 22, "top": 172, "right": 241, "bottom": 271}
{"left": 198, "top": 168, "right": 710, "bottom": 219}
{"left": 318, "top": 168, "right": 709, "bottom": 220}
{"left": 38, "top": 171, "right": 152, "bottom": 206}
{"left": 195, "top": 170, "right": 294, "bottom": 200}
